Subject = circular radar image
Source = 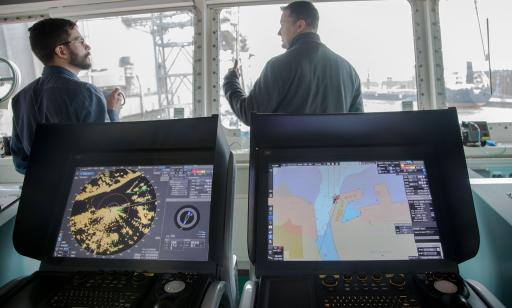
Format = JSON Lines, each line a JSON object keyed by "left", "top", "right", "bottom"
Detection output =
{"left": 69, "top": 169, "right": 157, "bottom": 255}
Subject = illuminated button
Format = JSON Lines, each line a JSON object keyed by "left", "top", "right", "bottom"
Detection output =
{"left": 433, "top": 280, "right": 458, "bottom": 294}
{"left": 343, "top": 274, "right": 352, "bottom": 281}
{"left": 164, "top": 280, "right": 186, "bottom": 294}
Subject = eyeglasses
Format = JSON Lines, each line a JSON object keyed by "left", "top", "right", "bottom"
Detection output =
{"left": 58, "top": 37, "right": 86, "bottom": 46}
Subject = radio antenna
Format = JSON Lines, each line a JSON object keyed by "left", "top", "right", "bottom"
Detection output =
{"left": 234, "top": 7, "right": 246, "bottom": 91}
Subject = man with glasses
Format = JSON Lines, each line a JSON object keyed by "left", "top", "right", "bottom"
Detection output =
{"left": 223, "top": 1, "right": 363, "bottom": 126}
{"left": 10, "top": 18, "right": 123, "bottom": 174}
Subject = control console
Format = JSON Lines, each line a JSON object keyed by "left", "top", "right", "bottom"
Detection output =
{"left": 318, "top": 273, "right": 419, "bottom": 308}
{"left": 317, "top": 272, "right": 474, "bottom": 308}
{"left": 45, "top": 271, "right": 211, "bottom": 308}
{"left": 49, "top": 271, "right": 157, "bottom": 308}
{"left": 413, "top": 272, "right": 471, "bottom": 308}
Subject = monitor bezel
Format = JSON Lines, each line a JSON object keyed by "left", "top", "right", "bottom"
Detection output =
{"left": 254, "top": 146, "right": 458, "bottom": 275}
{"left": 41, "top": 150, "right": 218, "bottom": 273}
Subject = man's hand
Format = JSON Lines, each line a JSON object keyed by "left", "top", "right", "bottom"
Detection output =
{"left": 230, "top": 59, "right": 240, "bottom": 77}
{"left": 106, "top": 87, "right": 124, "bottom": 111}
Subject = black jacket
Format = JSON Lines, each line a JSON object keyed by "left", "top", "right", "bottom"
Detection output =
{"left": 223, "top": 32, "right": 363, "bottom": 126}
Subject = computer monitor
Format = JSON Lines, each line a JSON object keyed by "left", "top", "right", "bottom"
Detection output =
{"left": 252, "top": 144, "right": 456, "bottom": 274}
{"left": 249, "top": 111, "right": 478, "bottom": 276}
{"left": 266, "top": 160, "right": 443, "bottom": 262}
{"left": 14, "top": 117, "right": 233, "bottom": 276}
{"left": 53, "top": 164, "right": 213, "bottom": 262}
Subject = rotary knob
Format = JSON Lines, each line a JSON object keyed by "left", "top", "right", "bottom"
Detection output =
{"left": 372, "top": 273, "right": 383, "bottom": 282}
{"left": 321, "top": 275, "right": 339, "bottom": 288}
{"left": 357, "top": 273, "right": 368, "bottom": 282}
{"left": 389, "top": 274, "right": 406, "bottom": 288}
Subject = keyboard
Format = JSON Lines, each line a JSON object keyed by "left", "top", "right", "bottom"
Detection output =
{"left": 48, "top": 272, "right": 155, "bottom": 308}
{"left": 318, "top": 274, "right": 421, "bottom": 308}
{"left": 322, "top": 294, "right": 419, "bottom": 308}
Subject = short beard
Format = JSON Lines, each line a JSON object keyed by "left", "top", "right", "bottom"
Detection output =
{"left": 69, "top": 51, "right": 91, "bottom": 70}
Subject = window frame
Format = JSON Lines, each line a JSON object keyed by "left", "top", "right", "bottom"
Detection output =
{"left": 207, "top": 0, "right": 445, "bottom": 117}
{"left": 0, "top": 0, "right": 455, "bottom": 119}
{"left": 1, "top": 0, "right": 511, "bottom": 150}
{"left": 0, "top": 0, "right": 205, "bottom": 119}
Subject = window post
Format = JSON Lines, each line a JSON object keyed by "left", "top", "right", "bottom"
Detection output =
{"left": 409, "top": 0, "right": 446, "bottom": 110}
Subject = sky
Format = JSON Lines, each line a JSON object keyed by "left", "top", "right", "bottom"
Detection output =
{"left": 79, "top": 13, "right": 193, "bottom": 93}
{"left": 439, "top": 0, "right": 512, "bottom": 74}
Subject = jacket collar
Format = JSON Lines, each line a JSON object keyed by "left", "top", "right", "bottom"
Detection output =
{"left": 42, "top": 65, "right": 79, "bottom": 80}
{"left": 288, "top": 32, "right": 321, "bottom": 50}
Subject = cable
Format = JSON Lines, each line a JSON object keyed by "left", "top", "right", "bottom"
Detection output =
{"left": 486, "top": 18, "right": 493, "bottom": 94}
{"left": 119, "top": 91, "right": 126, "bottom": 106}
{"left": 0, "top": 196, "right": 21, "bottom": 213}
{"left": 474, "top": 0, "right": 494, "bottom": 93}
{"left": 468, "top": 121, "right": 481, "bottom": 146}
{"left": 473, "top": 0, "right": 487, "bottom": 61}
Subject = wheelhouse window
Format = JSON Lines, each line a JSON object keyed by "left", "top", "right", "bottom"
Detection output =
{"left": 77, "top": 10, "right": 195, "bottom": 121}
{"left": 218, "top": 1, "right": 416, "bottom": 149}
{"left": 0, "top": 21, "right": 38, "bottom": 137}
{"left": 439, "top": 0, "right": 512, "bottom": 123}
{"left": 0, "top": 9, "right": 196, "bottom": 139}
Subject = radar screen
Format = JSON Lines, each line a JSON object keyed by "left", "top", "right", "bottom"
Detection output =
{"left": 53, "top": 165, "right": 213, "bottom": 261}
{"left": 69, "top": 168, "right": 157, "bottom": 255}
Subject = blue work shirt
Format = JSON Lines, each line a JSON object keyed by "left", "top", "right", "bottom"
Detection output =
{"left": 10, "top": 65, "right": 119, "bottom": 174}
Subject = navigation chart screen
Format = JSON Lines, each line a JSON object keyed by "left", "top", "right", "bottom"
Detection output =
{"left": 267, "top": 161, "right": 444, "bottom": 261}
{"left": 53, "top": 165, "right": 213, "bottom": 261}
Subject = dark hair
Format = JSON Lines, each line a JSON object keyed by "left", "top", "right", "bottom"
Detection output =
{"left": 28, "top": 18, "right": 77, "bottom": 65}
{"left": 282, "top": 1, "right": 319, "bottom": 30}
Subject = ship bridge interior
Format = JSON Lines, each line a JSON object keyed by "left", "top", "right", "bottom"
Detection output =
{"left": 0, "top": 0, "right": 511, "bottom": 307}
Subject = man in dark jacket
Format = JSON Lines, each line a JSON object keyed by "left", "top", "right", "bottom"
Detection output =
{"left": 223, "top": 1, "right": 363, "bottom": 126}
{"left": 10, "top": 18, "right": 123, "bottom": 174}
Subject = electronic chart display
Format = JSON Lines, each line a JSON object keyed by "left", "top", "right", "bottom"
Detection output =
{"left": 53, "top": 165, "right": 213, "bottom": 261}
{"left": 266, "top": 160, "right": 444, "bottom": 261}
